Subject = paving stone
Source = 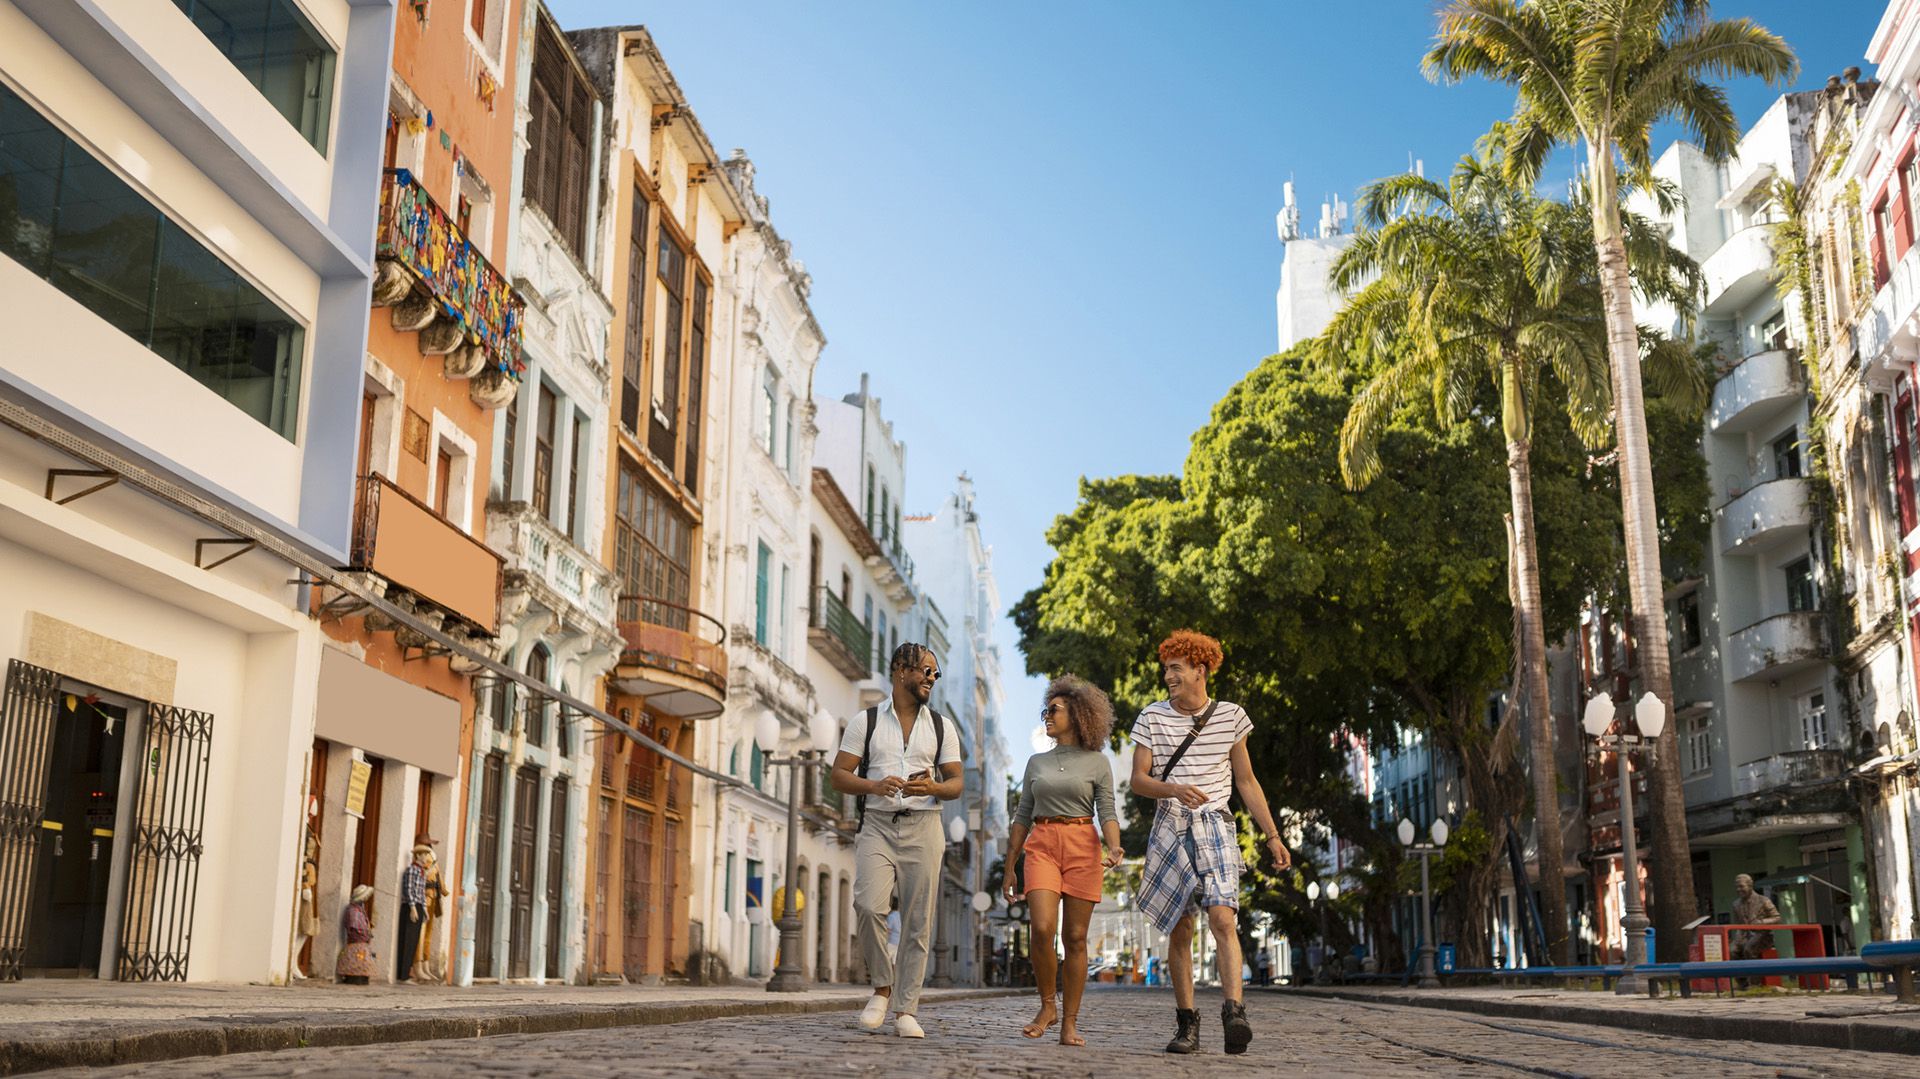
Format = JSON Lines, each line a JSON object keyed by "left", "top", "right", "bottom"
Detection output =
{"left": 44, "top": 988, "right": 1916, "bottom": 1077}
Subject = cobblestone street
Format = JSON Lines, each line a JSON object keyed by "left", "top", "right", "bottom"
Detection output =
{"left": 47, "top": 987, "right": 1915, "bottom": 1078}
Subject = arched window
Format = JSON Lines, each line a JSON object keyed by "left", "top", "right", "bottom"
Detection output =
{"left": 525, "top": 645, "right": 551, "bottom": 745}
{"left": 749, "top": 743, "right": 765, "bottom": 790}
{"left": 729, "top": 742, "right": 741, "bottom": 777}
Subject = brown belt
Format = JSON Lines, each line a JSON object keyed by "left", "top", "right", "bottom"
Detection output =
{"left": 1034, "top": 816, "right": 1093, "bottom": 825}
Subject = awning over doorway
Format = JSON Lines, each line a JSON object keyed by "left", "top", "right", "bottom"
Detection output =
{"left": 316, "top": 648, "right": 459, "bottom": 776}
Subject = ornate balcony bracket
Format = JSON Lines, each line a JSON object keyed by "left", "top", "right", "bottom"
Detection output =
{"left": 375, "top": 168, "right": 526, "bottom": 379}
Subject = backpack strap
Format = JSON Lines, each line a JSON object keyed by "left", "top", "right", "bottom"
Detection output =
{"left": 929, "top": 707, "right": 947, "bottom": 766}
{"left": 1155, "top": 699, "right": 1221, "bottom": 782}
{"left": 855, "top": 706, "right": 878, "bottom": 830}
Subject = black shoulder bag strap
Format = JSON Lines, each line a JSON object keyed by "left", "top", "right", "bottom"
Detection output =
{"left": 929, "top": 707, "right": 947, "bottom": 764}
{"left": 855, "top": 706, "right": 879, "bottom": 831}
{"left": 1156, "top": 699, "right": 1221, "bottom": 781}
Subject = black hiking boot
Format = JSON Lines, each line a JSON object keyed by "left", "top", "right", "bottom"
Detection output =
{"left": 1222, "top": 1000, "right": 1252, "bottom": 1055}
{"left": 1165, "top": 1008, "right": 1201, "bottom": 1054}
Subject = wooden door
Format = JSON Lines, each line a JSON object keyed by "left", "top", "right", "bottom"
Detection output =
{"left": 473, "top": 753, "right": 503, "bottom": 977}
{"left": 543, "top": 782, "right": 566, "bottom": 979}
{"left": 508, "top": 767, "right": 539, "bottom": 978}
{"left": 622, "top": 805, "right": 651, "bottom": 979}
{"left": 661, "top": 817, "right": 679, "bottom": 974}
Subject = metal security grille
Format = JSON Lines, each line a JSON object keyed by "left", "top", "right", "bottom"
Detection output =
{"left": 117, "top": 702, "right": 214, "bottom": 982}
{"left": 0, "top": 660, "right": 59, "bottom": 981}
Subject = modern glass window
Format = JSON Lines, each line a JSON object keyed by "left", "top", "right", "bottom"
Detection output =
{"left": 171, "top": 0, "right": 336, "bottom": 155}
{"left": 0, "top": 83, "right": 304, "bottom": 439}
{"left": 1771, "top": 428, "right": 1802, "bottom": 480}
{"left": 1799, "top": 691, "right": 1830, "bottom": 749}
{"left": 1785, "top": 556, "right": 1818, "bottom": 613}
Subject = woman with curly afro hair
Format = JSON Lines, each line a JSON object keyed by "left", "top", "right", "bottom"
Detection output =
{"left": 1003, "top": 674, "right": 1124, "bottom": 1047}
{"left": 1128, "top": 629, "right": 1290, "bottom": 1056}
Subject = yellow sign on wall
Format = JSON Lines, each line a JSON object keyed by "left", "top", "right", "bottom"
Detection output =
{"left": 345, "top": 759, "right": 373, "bottom": 819}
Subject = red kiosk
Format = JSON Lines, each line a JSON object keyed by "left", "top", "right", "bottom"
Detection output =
{"left": 1688, "top": 923, "right": 1829, "bottom": 991}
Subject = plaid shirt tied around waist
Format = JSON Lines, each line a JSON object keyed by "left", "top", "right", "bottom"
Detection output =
{"left": 1137, "top": 803, "right": 1240, "bottom": 935}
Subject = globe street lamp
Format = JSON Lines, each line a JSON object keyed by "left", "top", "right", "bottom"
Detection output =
{"left": 766, "top": 708, "right": 838, "bottom": 992}
{"left": 1400, "top": 816, "right": 1448, "bottom": 988}
{"left": 1583, "top": 691, "right": 1664, "bottom": 996}
{"left": 1306, "top": 879, "right": 1341, "bottom": 984}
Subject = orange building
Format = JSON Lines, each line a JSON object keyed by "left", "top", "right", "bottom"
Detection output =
{"left": 299, "top": 0, "right": 527, "bottom": 986}
{"left": 568, "top": 24, "right": 743, "bottom": 983}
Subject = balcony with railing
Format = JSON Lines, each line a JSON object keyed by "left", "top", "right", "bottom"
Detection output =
{"left": 1717, "top": 478, "right": 1815, "bottom": 555}
{"left": 487, "top": 503, "right": 616, "bottom": 629}
{"left": 1726, "top": 611, "right": 1825, "bottom": 683}
{"left": 372, "top": 168, "right": 525, "bottom": 408}
{"left": 611, "top": 594, "right": 727, "bottom": 717}
{"left": 1733, "top": 749, "right": 1846, "bottom": 798}
{"left": 350, "top": 474, "right": 503, "bottom": 635}
{"left": 808, "top": 587, "right": 872, "bottom": 680}
{"left": 1709, "top": 349, "right": 1802, "bottom": 434}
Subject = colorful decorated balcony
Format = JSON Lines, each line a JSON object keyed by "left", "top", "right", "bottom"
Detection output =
{"left": 373, "top": 168, "right": 525, "bottom": 408}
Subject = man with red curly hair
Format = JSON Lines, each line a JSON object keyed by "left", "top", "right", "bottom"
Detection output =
{"left": 1130, "top": 629, "right": 1290, "bottom": 1055}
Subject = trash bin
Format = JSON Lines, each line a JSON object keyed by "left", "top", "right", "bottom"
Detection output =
{"left": 1437, "top": 944, "right": 1456, "bottom": 974}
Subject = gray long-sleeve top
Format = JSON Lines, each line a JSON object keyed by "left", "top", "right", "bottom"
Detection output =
{"left": 1014, "top": 746, "right": 1119, "bottom": 828}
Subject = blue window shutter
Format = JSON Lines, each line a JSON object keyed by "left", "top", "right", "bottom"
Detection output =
{"left": 755, "top": 542, "right": 771, "bottom": 642}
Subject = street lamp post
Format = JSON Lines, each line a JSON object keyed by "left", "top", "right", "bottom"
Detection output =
{"left": 1398, "top": 816, "right": 1449, "bottom": 988}
{"left": 1306, "top": 879, "right": 1341, "bottom": 984}
{"left": 1583, "top": 692, "right": 1665, "bottom": 997}
{"left": 764, "top": 709, "right": 837, "bottom": 993}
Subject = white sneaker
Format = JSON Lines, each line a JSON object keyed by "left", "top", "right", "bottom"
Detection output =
{"left": 858, "top": 994, "right": 889, "bottom": 1030}
{"left": 893, "top": 1014, "right": 925, "bottom": 1039}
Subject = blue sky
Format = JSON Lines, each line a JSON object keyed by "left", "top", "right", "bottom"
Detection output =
{"left": 549, "top": 0, "right": 1879, "bottom": 777}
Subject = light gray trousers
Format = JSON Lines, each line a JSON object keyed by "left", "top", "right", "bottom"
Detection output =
{"left": 853, "top": 808, "right": 945, "bottom": 1013}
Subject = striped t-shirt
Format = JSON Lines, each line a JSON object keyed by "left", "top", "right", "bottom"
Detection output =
{"left": 1133, "top": 700, "right": 1252, "bottom": 813}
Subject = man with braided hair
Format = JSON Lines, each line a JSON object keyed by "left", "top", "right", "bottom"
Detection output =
{"left": 830, "top": 642, "right": 963, "bottom": 1037}
{"left": 1130, "top": 629, "right": 1290, "bottom": 1055}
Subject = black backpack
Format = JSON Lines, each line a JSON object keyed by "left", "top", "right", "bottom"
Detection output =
{"left": 852, "top": 704, "right": 948, "bottom": 830}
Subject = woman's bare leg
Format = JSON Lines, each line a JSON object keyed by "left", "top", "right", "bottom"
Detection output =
{"left": 1058, "top": 895, "right": 1095, "bottom": 1046}
{"left": 1022, "top": 889, "right": 1061, "bottom": 1038}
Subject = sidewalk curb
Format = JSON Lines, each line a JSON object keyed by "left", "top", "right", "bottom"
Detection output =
{"left": 1289, "top": 985, "right": 1920, "bottom": 1057}
{"left": 0, "top": 988, "right": 1025, "bottom": 1075}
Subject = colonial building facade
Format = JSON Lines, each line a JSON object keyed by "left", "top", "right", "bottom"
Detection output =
{"left": 570, "top": 23, "right": 740, "bottom": 984}
{"left": 315, "top": 0, "right": 527, "bottom": 989}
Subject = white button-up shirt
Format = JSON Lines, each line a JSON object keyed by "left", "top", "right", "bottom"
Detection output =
{"left": 838, "top": 697, "right": 961, "bottom": 812}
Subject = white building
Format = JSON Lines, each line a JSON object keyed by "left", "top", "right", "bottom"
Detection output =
{"left": 697, "top": 147, "right": 837, "bottom": 982}
{"left": 1632, "top": 91, "right": 1871, "bottom": 947}
{"left": 0, "top": 0, "right": 393, "bottom": 982}
{"left": 905, "top": 474, "right": 1014, "bottom": 986}
{"left": 1275, "top": 181, "right": 1353, "bottom": 352}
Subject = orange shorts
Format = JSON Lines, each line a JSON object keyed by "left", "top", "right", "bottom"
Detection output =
{"left": 1023, "top": 820, "right": 1104, "bottom": 902}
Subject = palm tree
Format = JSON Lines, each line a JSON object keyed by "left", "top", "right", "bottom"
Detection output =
{"left": 1318, "top": 133, "right": 1703, "bottom": 964}
{"left": 1424, "top": 0, "right": 1794, "bottom": 961}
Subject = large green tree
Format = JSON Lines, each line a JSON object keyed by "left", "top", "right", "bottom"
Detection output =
{"left": 1316, "top": 132, "right": 1703, "bottom": 962}
{"left": 1017, "top": 347, "right": 1637, "bottom": 966}
{"left": 1424, "top": 0, "right": 1796, "bottom": 960}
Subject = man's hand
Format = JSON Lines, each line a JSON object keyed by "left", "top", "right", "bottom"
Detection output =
{"left": 873, "top": 775, "right": 909, "bottom": 798}
{"left": 1102, "top": 842, "right": 1126, "bottom": 869}
{"left": 901, "top": 772, "right": 937, "bottom": 797}
{"left": 1169, "top": 784, "right": 1208, "bottom": 808}
{"left": 1264, "top": 836, "right": 1292, "bottom": 872}
{"left": 409, "top": 907, "right": 420, "bottom": 924}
